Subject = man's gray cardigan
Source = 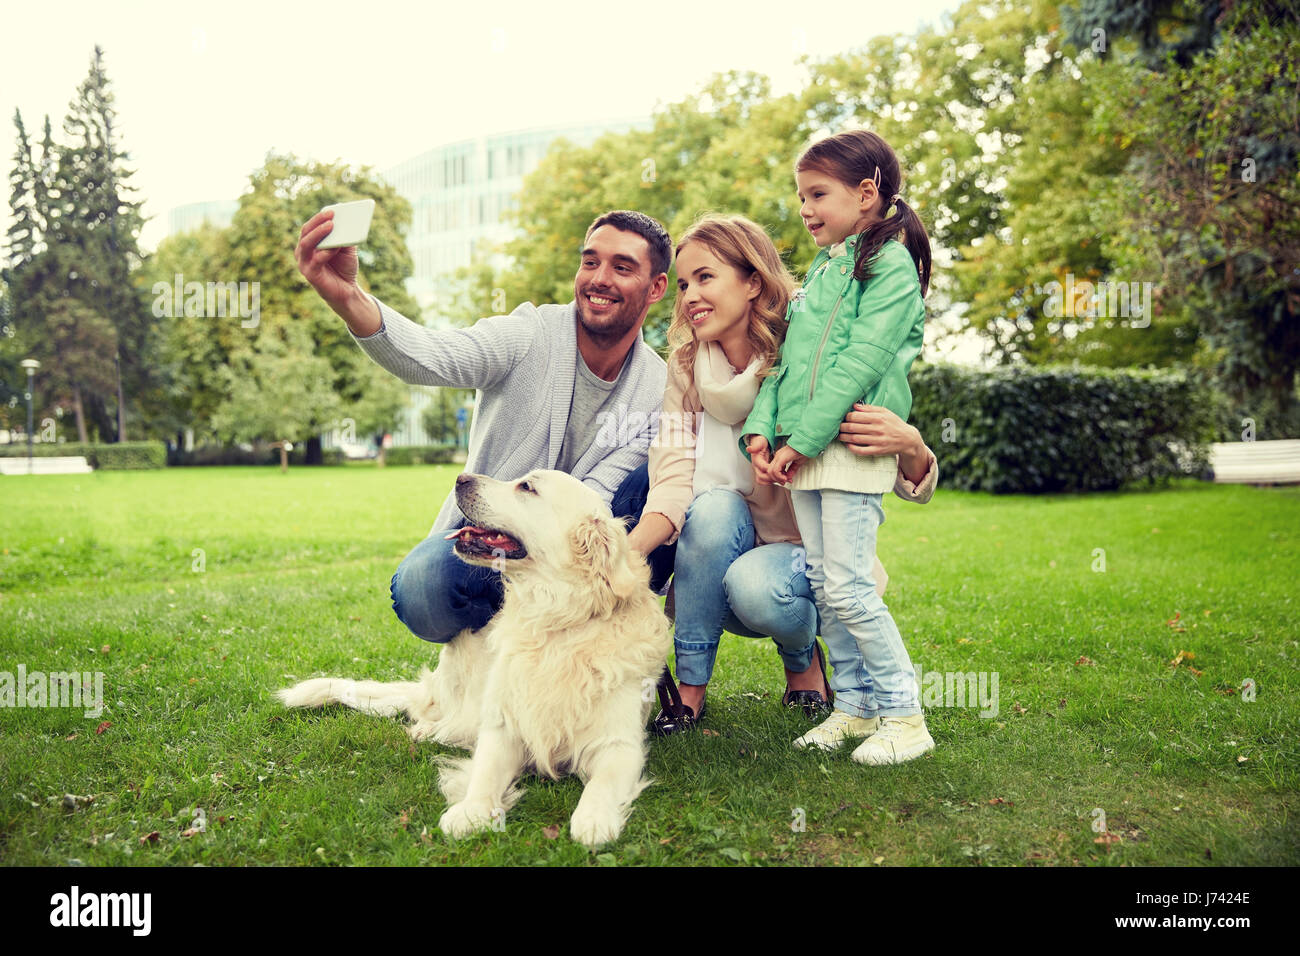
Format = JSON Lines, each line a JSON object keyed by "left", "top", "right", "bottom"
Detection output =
{"left": 351, "top": 294, "right": 668, "bottom": 536}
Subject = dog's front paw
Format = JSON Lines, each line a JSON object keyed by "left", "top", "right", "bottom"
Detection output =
{"left": 569, "top": 801, "right": 624, "bottom": 848}
{"left": 439, "top": 800, "right": 498, "bottom": 840}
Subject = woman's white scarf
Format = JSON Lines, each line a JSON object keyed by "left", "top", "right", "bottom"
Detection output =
{"left": 692, "top": 340, "right": 763, "bottom": 425}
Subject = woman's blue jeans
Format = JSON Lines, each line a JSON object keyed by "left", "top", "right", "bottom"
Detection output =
{"left": 672, "top": 488, "right": 818, "bottom": 685}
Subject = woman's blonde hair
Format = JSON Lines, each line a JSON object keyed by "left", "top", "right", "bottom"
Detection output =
{"left": 666, "top": 214, "right": 796, "bottom": 379}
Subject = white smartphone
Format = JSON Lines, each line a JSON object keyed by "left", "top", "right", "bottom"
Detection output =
{"left": 318, "top": 198, "right": 375, "bottom": 249}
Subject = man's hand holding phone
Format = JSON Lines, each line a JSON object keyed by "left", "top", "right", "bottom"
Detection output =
{"left": 295, "top": 199, "right": 381, "bottom": 337}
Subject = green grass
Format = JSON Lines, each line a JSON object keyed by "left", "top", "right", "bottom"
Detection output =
{"left": 1, "top": 466, "right": 1297, "bottom": 866}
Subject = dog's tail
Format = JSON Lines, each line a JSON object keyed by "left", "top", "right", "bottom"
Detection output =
{"left": 277, "top": 671, "right": 431, "bottom": 719}
{"left": 277, "top": 632, "right": 489, "bottom": 750}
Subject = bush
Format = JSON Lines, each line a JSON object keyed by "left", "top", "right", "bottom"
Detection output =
{"left": 909, "top": 364, "right": 1218, "bottom": 493}
{"left": 383, "top": 444, "right": 459, "bottom": 465}
{"left": 0, "top": 441, "right": 166, "bottom": 470}
{"left": 170, "top": 443, "right": 344, "bottom": 467}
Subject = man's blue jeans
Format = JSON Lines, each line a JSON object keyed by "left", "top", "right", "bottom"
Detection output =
{"left": 389, "top": 464, "right": 674, "bottom": 643}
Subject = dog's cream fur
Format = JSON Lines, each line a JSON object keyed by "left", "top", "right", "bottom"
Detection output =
{"left": 278, "top": 469, "right": 671, "bottom": 847}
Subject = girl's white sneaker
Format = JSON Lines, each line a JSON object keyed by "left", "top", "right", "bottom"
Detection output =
{"left": 793, "top": 710, "right": 879, "bottom": 751}
{"left": 850, "top": 714, "right": 935, "bottom": 765}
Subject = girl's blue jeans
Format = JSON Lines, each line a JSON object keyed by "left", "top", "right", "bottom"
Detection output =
{"left": 789, "top": 489, "right": 920, "bottom": 718}
{"left": 672, "top": 488, "right": 818, "bottom": 685}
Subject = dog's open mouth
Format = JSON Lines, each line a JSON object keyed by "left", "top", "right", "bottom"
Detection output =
{"left": 445, "top": 526, "right": 527, "bottom": 560}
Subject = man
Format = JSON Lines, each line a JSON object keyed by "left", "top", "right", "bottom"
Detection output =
{"left": 295, "top": 208, "right": 675, "bottom": 649}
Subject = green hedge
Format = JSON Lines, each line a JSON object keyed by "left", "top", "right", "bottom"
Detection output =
{"left": 909, "top": 364, "right": 1217, "bottom": 493}
{"left": 0, "top": 441, "right": 166, "bottom": 470}
{"left": 383, "top": 444, "right": 459, "bottom": 465}
{"left": 170, "top": 444, "right": 343, "bottom": 467}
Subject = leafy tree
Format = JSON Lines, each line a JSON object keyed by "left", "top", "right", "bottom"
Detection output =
{"left": 209, "top": 322, "right": 342, "bottom": 448}
{"left": 421, "top": 386, "right": 474, "bottom": 445}
{"left": 54, "top": 45, "right": 153, "bottom": 440}
{"left": 1078, "top": 1, "right": 1300, "bottom": 432}
{"left": 144, "top": 153, "right": 416, "bottom": 458}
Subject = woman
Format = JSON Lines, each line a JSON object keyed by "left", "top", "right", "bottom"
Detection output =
{"left": 626, "top": 214, "right": 937, "bottom": 734}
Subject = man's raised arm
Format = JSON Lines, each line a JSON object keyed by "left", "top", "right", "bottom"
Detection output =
{"left": 295, "top": 209, "right": 533, "bottom": 390}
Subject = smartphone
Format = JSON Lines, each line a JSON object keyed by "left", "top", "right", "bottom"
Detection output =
{"left": 318, "top": 198, "right": 375, "bottom": 249}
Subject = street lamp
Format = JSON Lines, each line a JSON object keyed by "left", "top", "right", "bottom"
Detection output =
{"left": 19, "top": 359, "right": 39, "bottom": 475}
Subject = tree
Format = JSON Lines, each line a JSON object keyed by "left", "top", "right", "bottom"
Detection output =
{"left": 421, "top": 386, "right": 474, "bottom": 445}
{"left": 1077, "top": 1, "right": 1300, "bottom": 432}
{"left": 4, "top": 48, "right": 154, "bottom": 444}
{"left": 55, "top": 46, "right": 153, "bottom": 441}
{"left": 210, "top": 322, "right": 342, "bottom": 450}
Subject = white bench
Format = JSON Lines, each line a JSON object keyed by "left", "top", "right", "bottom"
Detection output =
{"left": 1208, "top": 440, "right": 1300, "bottom": 485}
{"left": 0, "top": 455, "right": 94, "bottom": 475}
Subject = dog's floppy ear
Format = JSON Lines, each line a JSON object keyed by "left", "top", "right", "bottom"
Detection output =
{"left": 570, "top": 513, "right": 644, "bottom": 612}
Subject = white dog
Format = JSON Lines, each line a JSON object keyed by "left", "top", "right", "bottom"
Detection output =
{"left": 278, "top": 469, "right": 672, "bottom": 847}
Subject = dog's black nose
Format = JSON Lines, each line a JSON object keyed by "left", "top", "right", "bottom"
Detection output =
{"left": 456, "top": 473, "right": 472, "bottom": 487}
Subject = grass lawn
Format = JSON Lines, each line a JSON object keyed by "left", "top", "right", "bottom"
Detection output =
{"left": 1, "top": 465, "right": 1297, "bottom": 867}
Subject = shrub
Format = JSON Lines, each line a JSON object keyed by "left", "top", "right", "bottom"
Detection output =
{"left": 0, "top": 441, "right": 166, "bottom": 470}
{"left": 383, "top": 444, "right": 459, "bottom": 465}
{"left": 909, "top": 364, "right": 1218, "bottom": 493}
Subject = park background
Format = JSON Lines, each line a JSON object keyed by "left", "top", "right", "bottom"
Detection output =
{"left": 1, "top": 0, "right": 1297, "bottom": 866}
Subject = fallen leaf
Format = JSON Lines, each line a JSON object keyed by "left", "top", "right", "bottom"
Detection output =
{"left": 65, "top": 732, "right": 79, "bottom": 741}
{"left": 1075, "top": 655, "right": 1095, "bottom": 667}
{"left": 701, "top": 729, "right": 720, "bottom": 737}
{"left": 100, "top": 645, "right": 110, "bottom": 654}
{"left": 988, "top": 797, "right": 1014, "bottom": 806}
{"left": 872, "top": 855, "right": 884, "bottom": 864}
{"left": 179, "top": 827, "right": 202, "bottom": 838}
{"left": 95, "top": 721, "right": 111, "bottom": 735}
{"left": 1012, "top": 702, "right": 1028, "bottom": 715}
{"left": 659, "top": 837, "right": 673, "bottom": 845}
{"left": 397, "top": 809, "right": 411, "bottom": 830}
{"left": 139, "top": 831, "right": 160, "bottom": 845}
{"left": 1058, "top": 699, "right": 1067, "bottom": 709}
{"left": 1237, "top": 755, "right": 1249, "bottom": 764}
{"left": 1093, "top": 832, "right": 1122, "bottom": 845}
{"left": 542, "top": 825, "right": 560, "bottom": 840}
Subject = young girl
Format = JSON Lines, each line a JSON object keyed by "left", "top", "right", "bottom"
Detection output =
{"left": 742, "top": 129, "right": 935, "bottom": 764}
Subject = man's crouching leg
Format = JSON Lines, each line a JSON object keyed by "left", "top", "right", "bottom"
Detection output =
{"left": 390, "top": 533, "right": 504, "bottom": 750}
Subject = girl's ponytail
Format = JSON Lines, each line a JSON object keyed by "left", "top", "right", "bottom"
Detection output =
{"left": 891, "top": 197, "right": 931, "bottom": 297}
{"left": 850, "top": 194, "right": 932, "bottom": 297}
